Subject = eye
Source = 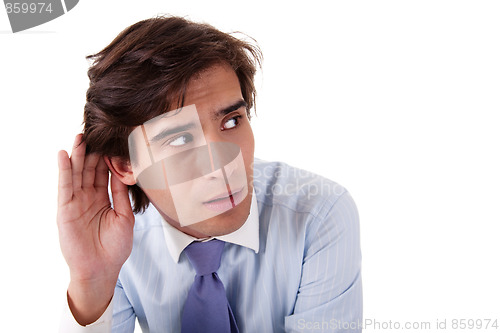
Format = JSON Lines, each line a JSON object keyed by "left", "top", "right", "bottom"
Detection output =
{"left": 222, "top": 115, "right": 242, "bottom": 130}
{"left": 165, "top": 133, "right": 193, "bottom": 147}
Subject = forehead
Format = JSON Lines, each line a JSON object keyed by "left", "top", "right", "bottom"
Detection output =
{"left": 183, "top": 63, "right": 243, "bottom": 112}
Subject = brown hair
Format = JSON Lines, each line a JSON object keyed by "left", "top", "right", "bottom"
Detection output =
{"left": 82, "top": 15, "right": 262, "bottom": 214}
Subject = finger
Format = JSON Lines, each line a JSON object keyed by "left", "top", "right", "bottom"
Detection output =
{"left": 70, "top": 134, "right": 85, "bottom": 191}
{"left": 94, "top": 156, "right": 110, "bottom": 190}
{"left": 110, "top": 173, "right": 134, "bottom": 224}
{"left": 82, "top": 153, "right": 100, "bottom": 189}
{"left": 58, "top": 150, "right": 73, "bottom": 207}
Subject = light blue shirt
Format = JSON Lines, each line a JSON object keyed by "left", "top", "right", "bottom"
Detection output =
{"left": 111, "top": 159, "right": 362, "bottom": 332}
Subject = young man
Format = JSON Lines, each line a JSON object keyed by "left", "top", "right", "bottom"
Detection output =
{"left": 58, "top": 16, "right": 362, "bottom": 332}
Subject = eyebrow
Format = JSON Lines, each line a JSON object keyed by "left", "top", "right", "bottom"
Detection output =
{"left": 148, "top": 100, "right": 247, "bottom": 142}
{"left": 212, "top": 100, "right": 248, "bottom": 120}
{"left": 150, "top": 122, "right": 196, "bottom": 143}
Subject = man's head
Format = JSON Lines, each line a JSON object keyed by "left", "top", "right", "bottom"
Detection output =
{"left": 82, "top": 16, "right": 261, "bottom": 237}
{"left": 83, "top": 17, "right": 261, "bottom": 232}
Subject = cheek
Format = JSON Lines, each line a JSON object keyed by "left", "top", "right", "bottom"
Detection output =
{"left": 237, "top": 124, "right": 255, "bottom": 158}
{"left": 244, "top": 131, "right": 255, "bottom": 161}
{"left": 237, "top": 126, "right": 255, "bottom": 182}
{"left": 142, "top": 188, "right": 179, "bottom": 220}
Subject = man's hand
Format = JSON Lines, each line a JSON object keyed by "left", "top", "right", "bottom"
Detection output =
{"left": 57, "top": 134, "right": 135, "bottom": 325}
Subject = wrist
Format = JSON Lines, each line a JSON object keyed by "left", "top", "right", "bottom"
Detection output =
{"left": 67, "top": 276, "right": 117, "bottom": 326}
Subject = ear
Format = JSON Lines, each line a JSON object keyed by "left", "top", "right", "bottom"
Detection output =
{"left": 104, "top": 156, "right": 137, "bottom": 186}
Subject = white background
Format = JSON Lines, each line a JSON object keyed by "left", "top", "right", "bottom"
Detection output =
{"left": 1, "top": 1, "right": 499, "bottom": 332}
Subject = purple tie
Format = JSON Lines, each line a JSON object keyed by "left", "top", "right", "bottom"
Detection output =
{"left": 181, "top": 239, "right": 239, "bottom": 333}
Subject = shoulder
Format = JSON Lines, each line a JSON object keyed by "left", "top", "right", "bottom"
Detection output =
{"left": 252, "top": 158, "right": 356, "bottom": 221}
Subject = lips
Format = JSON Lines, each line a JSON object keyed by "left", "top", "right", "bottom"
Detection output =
{"left": 202, "top": 186, "right": 247, "bottom": 212}
{"left": 204, "top": 186, "right": 243, "bottom": 203}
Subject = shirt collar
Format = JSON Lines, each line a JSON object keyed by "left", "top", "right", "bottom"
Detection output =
{"left": 161, "top": 190, "right": 259, "bottom": 263}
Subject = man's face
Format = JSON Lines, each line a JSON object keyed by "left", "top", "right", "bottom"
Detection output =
{"left": 129, "top": 63, "right": 255, "bottom": 238}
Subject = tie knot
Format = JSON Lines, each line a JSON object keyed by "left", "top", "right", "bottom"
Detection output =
{"left": 184, "top": 239, "right": 225, "bottom": 276}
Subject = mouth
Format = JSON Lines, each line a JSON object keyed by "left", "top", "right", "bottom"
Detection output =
{"left": 202, "top": 186, "right": 247, "bottom": 212}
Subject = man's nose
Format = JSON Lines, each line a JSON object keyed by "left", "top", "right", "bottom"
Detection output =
{"left": 201, "top": 141, "right": 239, "bottom": 180}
